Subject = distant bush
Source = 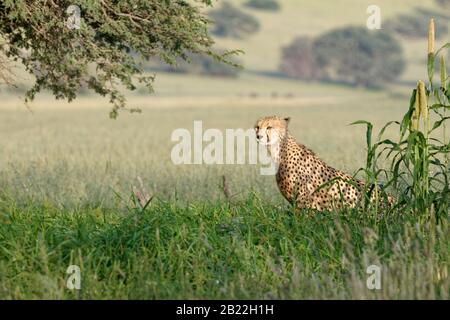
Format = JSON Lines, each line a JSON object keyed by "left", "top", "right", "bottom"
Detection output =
{"left": 245, "top": 0, "right": 280, "bottom": 11}
{"left": 209, "top": 3, "right": 260, "bottom": 39}
{"left": 178, "top": 54, "right": 241, "bottom": 77}
{"left": 279, "top": 37, "right": 320, "bottom": 80}
{"left": 280, "top": 27, "right": 406, "bottom": 87}
{"left": 315, "top": 27, "right": 405, "bottom": 87}
{"left": 435, "top": 0, "right": 450, "bottom": 8}
{"left": 384, "top": 10, "right": 448, "bottom": 39}
{"left": 384, "top": 15, "right": 427, "bottom": 39}
{"left": 152, "top": 52, "right": 241, "bottom": 78}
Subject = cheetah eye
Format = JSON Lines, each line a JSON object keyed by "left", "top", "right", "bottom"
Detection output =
{"left": 267, "top": 126, "right": 272, "bottom": 130}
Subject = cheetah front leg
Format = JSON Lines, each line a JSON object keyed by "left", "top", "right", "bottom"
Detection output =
{"left": 292, "top": 176, "right": 315, "bottom": 210}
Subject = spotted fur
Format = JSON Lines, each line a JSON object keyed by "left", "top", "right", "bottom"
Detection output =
{"left": 255, "top": 116, "right": 393, "bottom": 211}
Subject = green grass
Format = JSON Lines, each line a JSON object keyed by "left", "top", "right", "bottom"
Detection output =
{"left": 1, "top": 66, "right": 448, "bottom": 300}
{"left": 0, "top": 194, "right": 448, "bottom": 299}
{"left": 2, "top": 90, "right": 448, "bottom": 299}
{"left": 1, "top": 0, "right": 449, "bottom": 300}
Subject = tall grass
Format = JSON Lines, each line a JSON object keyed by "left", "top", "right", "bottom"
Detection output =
{"left": 0, "top": 18, "right": 448, "bottom": 301}
{"left": 0, "top": 193, "right": 448, "bottom": 299}
{"left": 353, "top": 20, "right": 449, "bottom": 219}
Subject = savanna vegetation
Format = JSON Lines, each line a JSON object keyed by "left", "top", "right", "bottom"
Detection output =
{"left": 149, "top": 51, "right": 241, "bottom": 78}
{"left": 384, "top": 8, "right": 449, "bottom": 40}
{"left": 1, "top": 57, "right": 448, "bottom": 298}
{"left": 209, "top": 2, "right": 260, "bottom": 39}
{"left": 280, "top": 27, "right": 406, "bottom": 87}
{"left": 0, "top": 1, "right": 449, "bottom": 300}
{"left": 245, "top": 0, "right": 281, "bottom": 11}
{"left": 0, "top": 0, "right": 238, "bottom": 117}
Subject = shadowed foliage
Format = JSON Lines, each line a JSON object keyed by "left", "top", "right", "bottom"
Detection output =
{"left": 0, "top": 0, "right": 238, "bottom": 117}
{"left": 281, "top": 27, "right": 406, "bottom": 88}
{"left": 245, "top": 0, "right": 281, "bottom": 11}
{"left": 149, "top": 51, "right": 242, "bottom": 78}
{"left": 209, "top": 2, "right": 260, "bottom": 39}
{"left": 384, "top": 9, "right": 449, "bottom": 40}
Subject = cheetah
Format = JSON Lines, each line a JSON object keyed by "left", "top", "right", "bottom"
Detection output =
{"left": 255, "top": 116, "right": 392, "bottom": 211}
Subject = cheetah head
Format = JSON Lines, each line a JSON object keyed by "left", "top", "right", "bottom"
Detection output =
{"left": 254, "top": 116, "right": 290, "bottom": 146}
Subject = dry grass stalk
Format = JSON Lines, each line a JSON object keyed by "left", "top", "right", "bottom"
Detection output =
{"left": 132, "top": 176, "right": 153, "bottom": 209}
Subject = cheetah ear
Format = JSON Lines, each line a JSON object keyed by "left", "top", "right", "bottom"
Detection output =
{"left": 284, "top": 117, "right": 291, "bottom": 125}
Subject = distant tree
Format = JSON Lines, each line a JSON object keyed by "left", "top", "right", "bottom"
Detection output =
{"left": 384, "top": 10, "right": 448, "bottom": 39}
{"left": 314, "top": 27, "right": 405, "bottom": 87}
{"left": 435, "top": 0, "right": 450, "bottom": 8}
{"left": 279, "top": 37, "right": 320, "bottom": 80}
{"left": 209, "top": 2, "right": 260, "bottom": 39}
{"left": 280, "top": 27, "right": 406, "bottom": 87}
{"left": 155, "top": 51, "right": 241, "bottom": 78}
{"left": 245, "top": 0, "right": 280, "bottom": 11}
{"left": 0, "top": 1, "right": 238, "bottom": 117}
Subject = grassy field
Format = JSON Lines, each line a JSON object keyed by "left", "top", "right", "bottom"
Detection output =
{"left": 0, "top": 196, "right": 448, "bottom": 299}
{"left": 1, "top": 89, "right": 449, "bottom": 299}
{"left": 0, "top": 86, "right": 409, "bottom": 206}
{"left": 0, "top": 0, "right": 449, "bottom": 299}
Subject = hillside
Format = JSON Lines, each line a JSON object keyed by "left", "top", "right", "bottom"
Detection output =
{"left": 155, "top": 0, "right": 447, "bottom": 96}
{"left": 1, "top": 0, "right": 447, "bottom": 100}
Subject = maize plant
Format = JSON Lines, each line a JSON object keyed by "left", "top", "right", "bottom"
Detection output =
{"left": 353, "top": 19, "right": 449, "bottom": 220}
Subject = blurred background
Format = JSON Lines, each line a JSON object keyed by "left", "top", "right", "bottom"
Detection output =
{"left": 1, "top": 0, "right": 449, "bottom": 206}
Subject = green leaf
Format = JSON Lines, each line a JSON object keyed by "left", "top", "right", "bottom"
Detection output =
{"left": 429, "top": 116, "right": 450, "bottom": 133}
